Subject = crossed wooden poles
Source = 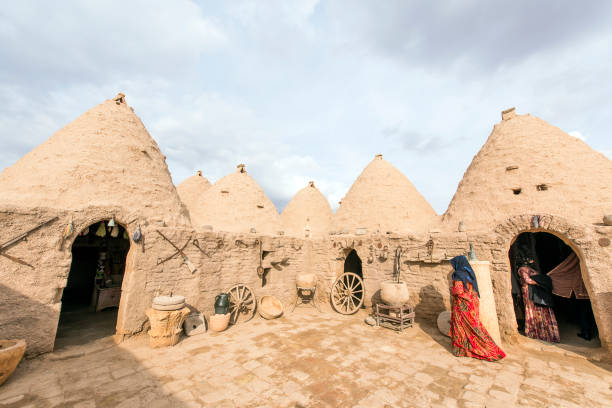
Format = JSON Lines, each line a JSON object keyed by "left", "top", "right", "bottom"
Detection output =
{"left": 0, "top": 217, "right": 59, "bottom": 269}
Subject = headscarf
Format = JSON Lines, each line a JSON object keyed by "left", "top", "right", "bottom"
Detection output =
{"left": 450, "top": 255, "right": 480, "bottom": 297}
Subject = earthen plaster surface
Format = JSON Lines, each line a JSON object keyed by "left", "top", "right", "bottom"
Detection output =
{"left": 2, "top": 310, "right": 611, "bottom": 408}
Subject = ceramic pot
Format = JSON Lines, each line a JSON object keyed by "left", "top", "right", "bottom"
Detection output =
{"left": 209, "top": 313, "right": 230, "bottom": 332}
{"left": 380, "top": 281, "right": 410, "bottom": 307}
{"left": 437, "top": 311, "right": 451, "bottom": 337}
{"left": 214, "top": 293, "right": 230, "bottom": 315}
{"left": 258, "top": 296, "right": 283, "bottom": 319}
{"left": 296, "top": 273, "right": 316, "bottom": 288}
{"left": 0, "top": 339, "right": 26, "bottom": 386}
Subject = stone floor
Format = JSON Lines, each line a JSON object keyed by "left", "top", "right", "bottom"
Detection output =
{"left": 1, "top": 309, "right": 611, "bottom": 408}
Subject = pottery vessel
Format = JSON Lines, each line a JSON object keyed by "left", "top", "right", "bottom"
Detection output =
{"left": 296, "top": 273, "right": 316, "bottom": 288}
{"left": 259, "top": 296, "right": 283, "bottom": 319}
{"left": 209, "top": 313, "right": 230, "bottom": 332}
{"left": 0, "top": 339, "right": 26, "bottom": 386}
{"left": 380, "top": 281, "right": 410, "bottom": 307}
{"left": 437, "top": 311, "right": 451, "bottom": 337}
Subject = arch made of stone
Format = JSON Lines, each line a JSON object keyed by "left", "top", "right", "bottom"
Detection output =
{"left": 59, "top": 212, "right": 135, "bottom": 346}
{"left": 490, "top": 214, "right": 608, "bottom": 350}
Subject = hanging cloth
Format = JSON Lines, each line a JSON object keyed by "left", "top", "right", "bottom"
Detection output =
{"left": 110, "top": 225, "right": 119, "bottom": 238}
{"left": 546, "top": 253, "right": 588, "bottom": 299}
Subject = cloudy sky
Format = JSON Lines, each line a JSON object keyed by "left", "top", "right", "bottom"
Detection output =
{"left": 1, "top": 1, "right": 611, "bottom": 213}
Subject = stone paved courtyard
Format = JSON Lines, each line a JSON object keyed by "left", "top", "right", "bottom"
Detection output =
{"left": 1, "top": 309, "right": 611, "bottom": 408}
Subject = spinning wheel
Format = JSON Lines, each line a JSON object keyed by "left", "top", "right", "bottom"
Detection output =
{"left": 330, "top": 272, "right": 364, "bottom": 315}
{"left": 227, "top": 284, "right": 256, "bottom": 325}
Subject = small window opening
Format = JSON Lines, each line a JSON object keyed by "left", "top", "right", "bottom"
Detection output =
{"left": 506, "top": 165, "right": 519, "bottom": 171}
{"left": 513, "top": 188, "right": 522, "bottom": 195}
{"left": 537, "top": 184, "right": 549, "bottom": 191}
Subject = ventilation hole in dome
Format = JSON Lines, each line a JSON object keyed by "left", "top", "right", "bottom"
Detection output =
{"left": 513, "top": 188, "right": 522, "bottom": 195}
{"left": 506, "top": 165, "right": 518, "bottom": 171}
{"left": 537, "top": 184, "right": 549, "bottom": 191}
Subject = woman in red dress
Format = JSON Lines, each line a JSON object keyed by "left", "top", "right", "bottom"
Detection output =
{"left": 518, "top": 262, "right": 560, "bottom": 343}
{"left": 449, "top": 256, "right": 505, "bottom": 361}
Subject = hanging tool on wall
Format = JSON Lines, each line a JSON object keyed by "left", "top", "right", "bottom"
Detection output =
{"left": 0, "top": 216, "right": 59, "bottom": 268}
{"left": 57, "top": 216, "right": 74, "bottom": 250}
{"left": 257, "top": 239, "right": 264, "bottom": 279}
{"left": 155, "top": 230, "right": 197, "bottom": 273}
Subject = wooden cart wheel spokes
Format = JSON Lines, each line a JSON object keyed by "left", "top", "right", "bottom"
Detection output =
{"left": 227, "top": 284, "right": 256, "bottom": 325}
{"left": 330, "top": 272, "right": 364, "bottom": 315}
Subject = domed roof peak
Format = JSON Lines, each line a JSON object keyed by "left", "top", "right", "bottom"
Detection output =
{"left": 281, "top": 181, "right": 332, "bottom": 237}
{"left": 190, "top": 165, "right": 281, "bottom": 234}
{"left": 332, "top": 154, "right": 438, "bottom": 234}
{"left": 0, "top": 95, "right": 189, "bottom": 226}
{"left": 177, "top": 170, "right": 212, "bottom": 219}
{"left": 443, "top": 108, "right": 612, "bottom": 230}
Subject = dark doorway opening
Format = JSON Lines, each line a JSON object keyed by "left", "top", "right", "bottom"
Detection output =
{"left": 509, "top": 232, "right": 599, "bottom": 347}
{"left": 344, "top": 249, "right": 363, "bottom": 279}
{"left": 55, "top": 220, "right": 130, "bottom": 350}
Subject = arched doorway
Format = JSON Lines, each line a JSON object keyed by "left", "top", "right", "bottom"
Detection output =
{"left": 344, "top": 249, "right": 363, "bottom": 279}
{"left": 55, "top": 220, "right": 130, "bottom": 349}
{"left": 509, "top": 231, "right": 599, "bottom": 347}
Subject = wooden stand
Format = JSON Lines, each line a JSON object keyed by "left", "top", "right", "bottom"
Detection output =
{"left": 374, "top": 304, "right": 415, "bottom": 331}
{"left": 290, "top": 286, "right": 320, "bottom": 313}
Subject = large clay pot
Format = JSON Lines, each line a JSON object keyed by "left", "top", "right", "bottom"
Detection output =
{"left": 437, "top": 311, "right": 451, "bottom": 337}
{"left": 258, "top": 296, "right": 283, "bottom": 319}
{"left": 0, "top": 339, "right": 26, "bottom": 386}
{"left": 296, "top": 273, "right": 316, "bottom": 288}
{"left": 209, "top": 314, "right": 230, "bottom": 332}
{"left": 380, "top": 281, "right": 410, "bottom": 307}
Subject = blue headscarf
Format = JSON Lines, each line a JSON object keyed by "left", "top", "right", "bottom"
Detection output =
{"left": 450, "top": 255, "right": 479, "bottom": 297}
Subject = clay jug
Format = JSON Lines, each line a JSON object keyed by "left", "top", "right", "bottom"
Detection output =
{"left": 380, "top": 281, "right": 410, "bottom": 307}
{"left": 214, "top": 293, "right": 230, "bottom": 314}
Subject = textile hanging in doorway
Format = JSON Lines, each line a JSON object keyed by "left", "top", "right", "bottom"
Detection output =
{"left": 110, "top": 225, "right": 119, "bottom": 238}
{"left": 547, "top": 253, "right": 588, "bottom": 299}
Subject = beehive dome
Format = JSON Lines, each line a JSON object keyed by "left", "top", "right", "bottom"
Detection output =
{"left": 0, "top": 95, "right": 190, "bottom": 226}
{"left": 281, "top": 181, "right": 332, "bottom": 238}
{"left": 331, "top": 154, "right": 438, "bottom": 234}
{"left": 177, "top": 170, "right": 212, "bottom": 219}
{"left": 190, "top": 164, "right": 281, "bottom": 234}
{"left": 443, "top": 109, "right": 612, "bottom": 231}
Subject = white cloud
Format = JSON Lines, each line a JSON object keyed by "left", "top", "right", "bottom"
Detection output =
{"left": 1, "top": 1, "right": 611, "bottom": 215}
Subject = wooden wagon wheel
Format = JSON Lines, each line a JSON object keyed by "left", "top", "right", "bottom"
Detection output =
{"left": 330, "top": 272, "right": 364, "bottom": 315}
{"left": 228, "top": 284, "right": 256, "bottom": 325}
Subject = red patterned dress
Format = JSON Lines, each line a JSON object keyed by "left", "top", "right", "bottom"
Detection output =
{"left": 450, "top": 280, "right": 506, "bottom": 361}
{"left": 519, "top": 266, "right": 560, "bottom": 343}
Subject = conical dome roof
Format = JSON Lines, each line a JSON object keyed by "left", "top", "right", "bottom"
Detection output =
{"left": 0, "top": 95, "right": 190, "bottom": 226}
{"left": 443, "top": 108, "right": 612, "bottom": 231}
{"left": 190, "top": 164, "right": 281, "bottom": 234}
{"left": 332, "top": 154, "right": 438, "bottom": 234}
{"left": 177, "top": 170, "right": 212, "bottom": 219}
{"left": 281, "top": 181, "right": 332, "bottom": 238}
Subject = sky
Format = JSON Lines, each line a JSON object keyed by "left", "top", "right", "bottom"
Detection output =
{"left": 1, "top": 1, "right": 611, "bottom": 214}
